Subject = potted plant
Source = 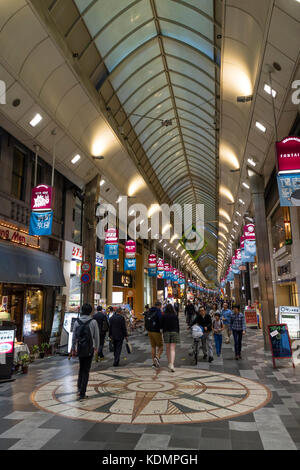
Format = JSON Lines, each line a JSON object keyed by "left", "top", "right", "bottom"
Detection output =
{"left": 31, "top": 345, "right": 39, "bottom": 361}
{"left": 39, "top": 343, "right": 49, "bottom": 358}
{"left": 20, "top": 354, "right": 30, "bottom": 374}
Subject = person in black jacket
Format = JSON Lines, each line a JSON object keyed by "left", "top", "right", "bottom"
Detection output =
{"left": 109, "top": 307, "right": 128, "bottom": 367}
{"left": 161, "top": 304, "right": 180, "bottom": 372}
{"left": 191, "top": 307, "right": 214, "bottom": 363}
{"left": 93, "top": 306, "right": 109, "bottom": 360}
{"left": 185, "top": 300, "right": 196, "bottom": 327}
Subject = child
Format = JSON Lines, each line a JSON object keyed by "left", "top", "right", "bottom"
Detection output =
{"left": 212, "top": 313, "right": 224, "bottom": 357}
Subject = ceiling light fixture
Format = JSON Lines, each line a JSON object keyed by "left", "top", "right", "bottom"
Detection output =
{"left": 100, "top": 179, "right": 105, "bottom": 186}
{"left": 247, "top": 158, "right": 256, "bottom": 167}
{"left": 255, "top": 121, "right": 266, "bottom": 133}
{"left": 71, "top": 154, "right": 81, "bottom": 164}
{"left": 242, "top": 182, "right": 250, "bottom": 189}
{"left": 264, "top": 84, "right": 277, "bottom": 98}
{"left": 30, "top": 113, "right": 42, "bottom": 128}
{"left": 239, "top": 199, "right": 245, "bottom": 205}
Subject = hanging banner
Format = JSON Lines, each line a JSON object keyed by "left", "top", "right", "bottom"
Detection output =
{"left": 240, "top": 235, "right": 245, "bottom": 249}
{"left": 148, "top": 254, "right": 157, "bottom": 268}
{"left": 124, "top": 258, "right": 136, "bottom": 271}
{"left": 31, "top": 185, "right": 53, "bottom": 212}
{"left": 164, "top": 263, "right": 172, "bottom": 280}
{"left": 157, "top": 258, "right": 164, "bottom": 279}
{"left": 104, "top": 228, "right": 119, "bottom": 260}
{"left": 244, "top": 224, "right": 256, "bottom": 241}
{"left": 276, "top": 137, "right": 300, "bottom": 174}
{"left": 244, "top": 239, "right": 256, "bottom": 257}
{"left": 29, "top": 211, "right": 53, "bottom": 236}
{"left": 148, "top": 267, "right": 157, "bottom": 277}
{"left": 277, "top": 173, "right": 300, "bottom": 207}
{"left": 241, "top": 248, "right": 255, "bottom": 264}
{"left": 125, "top": 240, "right": 136, "bottom": 259}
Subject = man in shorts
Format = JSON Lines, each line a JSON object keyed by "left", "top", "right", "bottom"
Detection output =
{"left": 144, "top": 301, "right": 163, "bottom": 368}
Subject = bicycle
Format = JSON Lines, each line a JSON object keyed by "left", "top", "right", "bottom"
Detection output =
{"left": 190, "top": 325, "right": 204, "bottom": 365}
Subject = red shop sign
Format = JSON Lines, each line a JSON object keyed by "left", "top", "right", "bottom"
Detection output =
{"left": 276, "top": 137, "right": 300, "bottom": 174}
{"left": 31, "top": 185, "right": 53, "bottom": 212}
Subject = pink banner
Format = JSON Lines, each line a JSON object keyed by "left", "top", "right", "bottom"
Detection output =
{"left": 125, "top": 240, "right": 136, "bottom": 258}
{"left": 276, "top": 136, "right": 300, "bottom": 174}
{"left": 148, "top": 254, "right": 157, "bottom": 268}
{"left": 105, "top": 228, "right": 118, "bottom": 245}
{"left": 31, "top": 185, "right": 52, "bottom": 211}
{"left": 244, "top": 224, "right": 256, "bottom": 241}
{"left": 157, "top": 258, "right": 164, "bottom": 271}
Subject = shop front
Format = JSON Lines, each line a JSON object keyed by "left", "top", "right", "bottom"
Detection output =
{"left": 63, "top": 241, "right": 106, "bottom": 312}
{"left": 0, "top": 233, "right": 65, "bottom": 348}
{"left": 112, "top": 271, "right": 135, "bottom": 311}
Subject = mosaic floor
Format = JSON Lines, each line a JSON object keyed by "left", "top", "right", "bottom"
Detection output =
{"left": 32, "top": 368, "right": 271, "bottom": 425}
{"left": 1, "top": 313, "right": 300, "bottom": 450}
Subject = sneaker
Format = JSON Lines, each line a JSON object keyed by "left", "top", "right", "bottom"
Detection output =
{"left": 208, "top": 357, "right": 214, "bottom": 363}
{"left": 79, "top": 395, "right": 88, "bottom": 401}
{"left": 168, "top": 364, "right": 175, "bottom": 372}
{"left": 154, "top": 356, "right": 160, "bottom": 368}
{"left": 235, "top": 356, "right": 239, "bottom": 360}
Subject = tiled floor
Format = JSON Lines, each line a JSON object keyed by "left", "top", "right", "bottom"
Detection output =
{"left": 0, "top": 314, "right": 300, "bottom": 450}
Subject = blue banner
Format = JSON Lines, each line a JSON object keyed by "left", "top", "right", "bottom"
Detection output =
{"left": 241, "top": 248, "right": 255, "bottom": 264}
{"left": 148, "top": 268, "right": 157, "bottom": 277}
{"left": 124, "top": 258, "right": 136, "bottom": 271}
{"left": 244, "top": 239, "right": 256, "bottom": 258}
{"left": 277, "top": 173, "right": 300, "bottom": 207}
{"left": 29, "top": 211, "right": 53, "bottom": 236}
{"left": 104, "top": 244, "right": 119, "bottom": 260}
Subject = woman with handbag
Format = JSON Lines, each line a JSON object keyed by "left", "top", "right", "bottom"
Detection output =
{"left": 161, "top": 304, "right": 180, "bottom": 372}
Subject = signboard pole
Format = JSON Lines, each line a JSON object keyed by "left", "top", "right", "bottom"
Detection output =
{"left": 34, "top": 145, "right": 39, "bottom": 187}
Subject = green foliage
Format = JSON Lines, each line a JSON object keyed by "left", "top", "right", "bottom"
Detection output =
{"left": 20, "top": 353, "right": 30, "bottom": 365}
{"left": 40, "top": 343, "right": 49, "bottom": 353}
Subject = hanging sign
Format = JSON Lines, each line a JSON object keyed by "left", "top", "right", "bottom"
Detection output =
{"left": 157, "top": 258, "right": 164, "bottom": 279}
{"left": 276, "top": 137, "right": 300, "bottom": 174}
{"left": 240, "top": 235, "right": 245, "bottom": 249}
{"left": 29, "top": 211, "right": 53, "bottom": 236}
{"left": 277, "top": 173, "right": 300, "bottom": 207}
{"left": 124, "top": 258, "right": 136, "bottom": 271}
{"left": 244, "top": 224, "right": 256, "bottom": 241}
{"left": 125, "top": 240, "right": 136, "bottom": 259}
{"left": 244, "top": 239, "right": 256, "bottom": 257}
{"left": 31, "top": 185, "right": 53, "bottom": 212}
{"left": 104, "top": 228, "right": 119, "bottom": 260}
{"left": 148, "top": 254, "right": 157, "bottom": 268}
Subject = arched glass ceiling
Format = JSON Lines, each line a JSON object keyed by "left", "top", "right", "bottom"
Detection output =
{"left": 74, "top": 0, "right": 220, "bottom": 271}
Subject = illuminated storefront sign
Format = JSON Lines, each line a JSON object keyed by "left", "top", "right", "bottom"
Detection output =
{"left": 0, "top": 221, "right": 39, "bottom": 249}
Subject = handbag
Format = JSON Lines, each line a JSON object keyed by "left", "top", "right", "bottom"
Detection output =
{"left": 109, "top": 339, "right": 114, "bottom": 352}
{"left": 125, "top": 341, "right": 133, "bottom": 354}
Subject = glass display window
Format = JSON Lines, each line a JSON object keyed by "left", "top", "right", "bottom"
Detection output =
{"left": 24, "top": 288, "right": 43, "bottom": 335}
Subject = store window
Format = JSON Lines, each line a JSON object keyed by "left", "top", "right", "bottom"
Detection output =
{"left": 11, "top": 147, "right": 26, "bottom": 200}
{"left": 24, "top": 289, "right": 43, "bottom": 335}
{"left": 271, "top": 206, "right": 292, "bottom": 252}
{"left": 73, "top": 196, "right": 82, "bottom": 245}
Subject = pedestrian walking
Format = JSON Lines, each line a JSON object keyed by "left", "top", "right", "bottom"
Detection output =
{"left": 161, "top": 303, "right": 180, "bottom": 372}
{"left": 93, "top": 305, "right": 109, "bottom": 360}
{"left": 109, "top": 307, "right": 129, "bottom": 367}
{"left": 221, "top": 302, "right": 232, "bottom": 344}
{"left": 230, "top": 305, "right": 246, "bottom": 360}
{"left": 191, "top": 307, "right": 214, "bottom": 363}
{"left": 209, "top": 303, "right": 220, "bottom": 320}
{"left": 144, "top": 301, "right": 163, "bottom": 368}
{"left": 71, "top": 303, "right": 99, "bottom": 401}
{"left": 185, "top": 300, "right": 196, "bottom": 327}
{"left": 212, "top": 312, "right": 224, "bottom": 357}
{"left": 174, "top": 299, "right": 180, "bottom": 316}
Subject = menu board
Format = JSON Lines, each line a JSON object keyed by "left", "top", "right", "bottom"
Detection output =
{"left": 268, "top": 324, "right": 293, "bottom": 368}
{"left": 0, "top": 326, "right": 15, "bottom": 380}
{"left": 244, "top": 309, "right": 258, "bottom": 327}
{"left": 279, "top": 306, "right": 300, "bottom": 339}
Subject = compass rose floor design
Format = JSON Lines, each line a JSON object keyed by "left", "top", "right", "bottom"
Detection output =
{"left": 31, "top": 368, "right": 271, "bottom": 425}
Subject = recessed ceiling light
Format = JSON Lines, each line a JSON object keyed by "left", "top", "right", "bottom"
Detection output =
{"left": 30, "top": 113, "right": 42, "bottom": 127}
{"left": 236, "top": 211, "right": 242, "bottom": 217}
{"left": 116, "top": 196, "right": 122, "bottom": 204}
{"left": 242, "top": 182, "right": 250, "bottom": 189}
{"left": 239, "top": 199, "right": 245, "bottom": 205}
{"left": 100, "top": 179, "right": 105, "bottom": 186}
{"left": 247, "top": 158, "right": 256, "bottom": 167}
{"left": 264, "top": 84, "right": 277, "bottom": 98}
{"left": 255, "top": 121, "right": 266, "bottom": 133}
{"left": 234, "top": 221, "right": 239, "bottom": 226}
{"left": 71, "top": 154, "right": 81, "bottom": 164}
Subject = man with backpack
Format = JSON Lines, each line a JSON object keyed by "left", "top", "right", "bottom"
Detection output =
{"left": 109, "top": 307, "right": 128, "bottom": 367}
{"left": 71, "top": 303, "right": 99, "bottom": 401}
{"left": 93, "top": 305, "right": 109, "bottom": 360}
{"left": 144, "top": 301, "right": 163, "bottom": 368}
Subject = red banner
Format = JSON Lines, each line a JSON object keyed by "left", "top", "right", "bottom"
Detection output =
{"left": 276, "top": 137, "right": 300, "bottom": 174}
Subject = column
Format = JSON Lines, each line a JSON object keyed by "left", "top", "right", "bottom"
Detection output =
{"left": 290, "top": 207, "right": 300, "bottom": 306}
{"left": 135, "top": 243, "right": 144, "bottom": 318}
{"left": 106, "top": 260, "right": 113, "bottom": 306}
{"left": 82, "top": 175, "right": 101, "bottom": 306}
{"left": 248, "top": 169, "right": 276, "bottom": 348}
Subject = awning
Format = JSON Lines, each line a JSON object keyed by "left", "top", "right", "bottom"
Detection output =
{"left": 0, "top": 241, "right": 66, "bottom": 287}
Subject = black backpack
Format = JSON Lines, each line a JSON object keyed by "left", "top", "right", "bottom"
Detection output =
{"left": 101, "top": 315, "right": 109, "bottom": 333}
{"left": 76, "top": 319, "right": 94, "bottom": 358}
{"left": 144, "top": 309, "right": 159, "bottom": 331}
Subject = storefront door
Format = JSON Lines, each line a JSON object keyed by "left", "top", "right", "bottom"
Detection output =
{"left": 3, "top": 286, "right": 25, "bottom": 341}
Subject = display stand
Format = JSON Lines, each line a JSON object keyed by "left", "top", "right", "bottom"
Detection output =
{"left": 0, "top": 324, "right": 16, "bottom": 382}
{"left": 268, "top": 323, "right": 295, "bottom": 369}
